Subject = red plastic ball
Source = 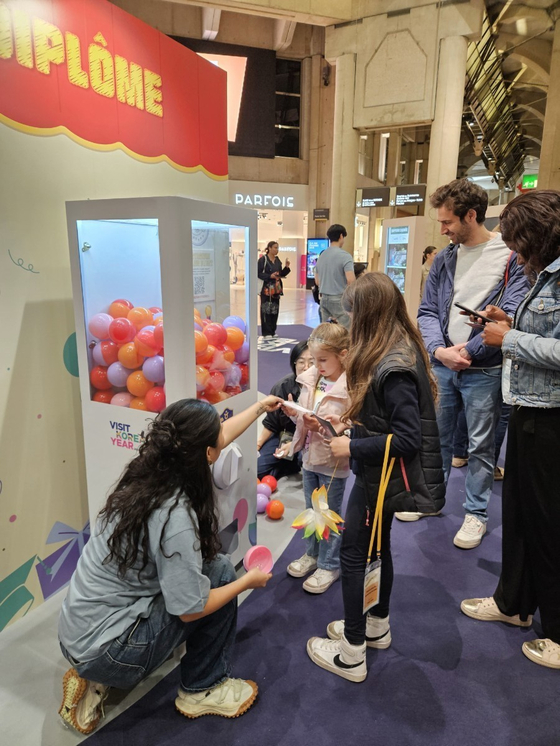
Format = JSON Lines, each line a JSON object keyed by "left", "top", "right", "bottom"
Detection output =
{"left": 266, "top": 499, "right": 284, "bottom": 520}
{"left": 98, "top": 340, "right": 119, "bottom": 365}
{"left": 261, "top": 475, "right": 278, "bottom": 493}
{"left": 109, "top": 317, "right": 136, "bottom": 345}
{"left": 93, "top": 389, "right": 113, "bottom": 403}
{"left": 145, "top": 386, "right": 166, "bottom": 413}
{"left": 239, "top": 363, "right": 249, "bottom": 387}
{"left": 206, "top": 370, "right": 225, "bottom": 393}
{"left": 203, "top": 323, "right": 227, "bottom": 347}
{"left": 154, "top": 322, "right": 164, "bottom": 350}
{"left": 90, "top": 365, "right": 113, "bottom": 390}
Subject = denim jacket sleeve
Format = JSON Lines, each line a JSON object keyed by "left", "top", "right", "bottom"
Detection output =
{"left": 417, "top": 253, "right": 448, "bottom": 356}
{"left": 502, "top": 329, "right": 560, "bottom": 371}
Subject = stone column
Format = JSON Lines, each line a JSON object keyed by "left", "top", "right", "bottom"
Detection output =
{"left": 330, "top": 53, "right": 360, "bottom": 253}
{"left": 425, "top": 35, "right": 469, "bottom": 246}
{"left": 539, "top": 22, "right": 560, "bottom": 190}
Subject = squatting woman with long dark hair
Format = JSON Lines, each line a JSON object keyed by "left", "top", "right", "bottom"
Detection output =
{"left": 58, "top": 396, "right": 280, "bottom": 734}
{"left": 306, "top": 273, "right": 445, "bottom": 682}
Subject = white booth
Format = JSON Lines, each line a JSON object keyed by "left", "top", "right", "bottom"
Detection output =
{"left": 66, "top": 196, "right": 258, "bottom": 566}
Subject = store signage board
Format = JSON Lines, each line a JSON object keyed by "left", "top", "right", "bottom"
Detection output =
{"left": 313, "top": 208, "right": 330, "bottom": 221}
{"left": 0, "top": 0, "right": 228, "bottom": 178}
{"left": 394, "top": 185, "right": 427, "bottom": 206}
{"left": 522, "top": 174, "right": 538, "bottom": 189}
{"left": 356, "top": 187, "right": 391, "bottom": 208}
{"left": 229, "top": 181, "right": 308, "bottom": 211}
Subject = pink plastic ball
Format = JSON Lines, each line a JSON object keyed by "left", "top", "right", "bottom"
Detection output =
{"left": 88, "top": 313, "right": 112, "bottom": 340}
{"left": 111, "top": 392, "right": 133, "bottom": 407}
{"left": 203, "top": 323, "right": 228, "bottom": 347}
{"left": 257, "top": 483, "right": 272, "bottom": 499}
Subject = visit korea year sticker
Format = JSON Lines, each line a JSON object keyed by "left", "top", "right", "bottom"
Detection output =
{"left": 363, "top": 559, "right": 381, "bottom": 614}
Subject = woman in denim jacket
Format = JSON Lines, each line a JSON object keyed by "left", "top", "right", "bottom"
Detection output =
{"left": 461, "top": 190, "right": 560, "bottom": 670}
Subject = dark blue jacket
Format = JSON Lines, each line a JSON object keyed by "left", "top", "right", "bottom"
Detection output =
{"left": 418, "top": 243, "right": 529, "bottom": 367}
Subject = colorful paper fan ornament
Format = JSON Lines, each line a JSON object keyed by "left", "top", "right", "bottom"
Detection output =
{"left": 292, "top": 484, "right": 344, "bottom": 541}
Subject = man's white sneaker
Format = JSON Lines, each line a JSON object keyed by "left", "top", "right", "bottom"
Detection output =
{"left": 453, "top": 515, "right": 487, "bottom": 549}
{"left": 58, "top": 668, "right": 109, "bottom": 735}
{"left": 460, "top": 597, "right": 533, "bottom": 627}
{"left": 395, "top": 511, "right": 441, "bottom": 522}
{"left": 175, "top": 678, "right": 258, "bottom": 719}
{"left": 307, "top": 634, "right": 367, "bottom": 682}
{"left": 327, "top": 615, "right": 392, "bottom": 649}
{"left": 287, "top": 554, "right": 318, "bottom": 578}
{"left": 522, "top": 639, "right": 560, "bottom": 670}
{"left": 302, "top": 568, "right": 340, "bottom": 594}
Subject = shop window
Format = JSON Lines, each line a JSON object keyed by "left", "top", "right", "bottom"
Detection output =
{"left": 275, "top": 59, "right": 301, "bottom": 158}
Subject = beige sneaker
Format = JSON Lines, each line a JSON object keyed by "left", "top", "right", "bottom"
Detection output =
{"left": 522, "top": 639, "right": 560, "bottom": 669}
{"left": 453, "top": 515, "right": 487, "bottom": 549}
{"left": 460, "top": 597, "right": 532, "bottom": 627}
{"left": 327, "top": 615, "right": 392, "bottom": 649}
{"left": 452, "top": 456, "right": 468, "bottom": 468}
{"left": 303, "top": 568, "right": 340, "bottom": 594}
{"left": 395, "top": 510, "right": 441, "bottom": 522}
{"left": 58, "top": 668, "right": 109, "bottom": 735}
{"left": 175, "top": 678, "right": 258, "bottom": 719}
{"left": 287, "top": 553, "right": 318, "bottom": 578}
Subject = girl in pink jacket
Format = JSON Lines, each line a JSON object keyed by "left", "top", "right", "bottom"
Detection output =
{"left": 285, "top": 324, "right": 351, "bottom": 594}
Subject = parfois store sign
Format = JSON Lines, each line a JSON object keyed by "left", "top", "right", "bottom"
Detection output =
{"left": 0, "top": 0, "right": 228, "bottom": 178}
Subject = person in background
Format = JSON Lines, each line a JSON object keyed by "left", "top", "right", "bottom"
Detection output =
{"left": 257, "top": 341, "right": 313, "bottom": 480}
{"left": 412, "top": 178, "right": 528, "bottom": 549}
{"left": 461, "top": 190, "right": 560, "bottom": 670}
{"left": 354, "top": 262, "right": 368, "bottom": 280}
{"left": 420, "top": 246, "right": 437, "bottom": 301}
{"left": 258, "top": 241, "right": 290, "bottom": 338}
{"left": 315, "top": 224, "right": 355, "bottom": 329}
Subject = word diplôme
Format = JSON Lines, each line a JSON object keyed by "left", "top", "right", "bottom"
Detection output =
{"left": 109, "top": 420, "right": 145, "bottom": 450}
{"left": 0, "top": 4, "right": 163, "bottom": 117}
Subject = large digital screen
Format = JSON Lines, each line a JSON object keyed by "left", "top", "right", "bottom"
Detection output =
{"left": 307, "top": 238, "right": 329, "bottom": 279}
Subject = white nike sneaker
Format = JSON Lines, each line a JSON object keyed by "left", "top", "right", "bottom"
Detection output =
{"left": 306, "top": 634, "right": 367, "bottom": 682}
{"left": 327, "top": 615, "right": 392, "bottom": 649}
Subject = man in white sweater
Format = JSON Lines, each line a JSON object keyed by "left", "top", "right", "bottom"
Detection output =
{"left": 411, "top": 179, "right": 529, "bottom": 549}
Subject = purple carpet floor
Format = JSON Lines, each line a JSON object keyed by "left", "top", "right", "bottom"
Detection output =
{"left": 258, "top": 324, "right": 314, "bottom": 394}
{"left": 87, "top": 460, "right": 560, "bottom": 746}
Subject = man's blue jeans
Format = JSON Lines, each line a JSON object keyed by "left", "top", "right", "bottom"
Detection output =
{"left": 60, "top": 555, "right": 237, "bottom": 693}
{"left": 302, "top": 468, "right": 347, "bottom": 570}
{"left": 434, "top": 364, "right": 502, "bottom": 521}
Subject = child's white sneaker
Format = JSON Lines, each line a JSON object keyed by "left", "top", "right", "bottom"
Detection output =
{"left": 327, "top": 615, "right": 391, "bottom": 649}
{"left": 302, "top": 568, "right": 339, "bottom": 594}
{"left": 307, "top": 634, "right": 367, "bottom": 682}
{"left": 287, "top": 554, "right": 318, "bottom": 578}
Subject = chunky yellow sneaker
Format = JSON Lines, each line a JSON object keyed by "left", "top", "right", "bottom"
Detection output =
{"left": 58, "top": 668, "right": 109, "bottom": 734}
{"left": 175, "top": 678, "right": 258, "bottom": 719}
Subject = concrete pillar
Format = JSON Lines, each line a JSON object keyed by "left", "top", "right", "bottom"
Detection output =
{"left": 425, "top": 35, "right": 469, "bottom": 246}
{"left": 539, "top": 23, "right": 560, "bottom": 190}
{"left": 330, "top": 53, "right": 360, "bottom": 253}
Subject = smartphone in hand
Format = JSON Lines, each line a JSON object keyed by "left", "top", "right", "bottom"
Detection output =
{"left": 454, "top": 302, "right": 497, "bottom": 325}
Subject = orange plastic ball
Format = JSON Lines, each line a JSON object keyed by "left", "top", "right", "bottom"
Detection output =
{"left": 118, "top": 342, "right": 144, "bottom": 369}
{"left": 90, "top": 365, "right": 112, "bottom": 390}
{"left": 196, "top": 365, "right": 210, "bottom": 392}
{"left": 196, "top": 344, "right": 216, "bottom": 365}
{"left": 127, "top": 371, "right": 154, "bottom": 398}
{"left": 108, "top": 299, "right": 133, "bottom": 318}
{"left": 266, "top": 500, "right": 284, "bottom": 520}
{"left": 194, "top": 308, "right": 201, "bottom": 318}
{"left": 93, "top": 389, "right": 113, "bottom": 403}
{"left": 130, "top": 397, "right": 148, "bottom": 411}
{"left": 225, "top": 326, "right": 245, "bottom": 351}
{"left": 194, "top": 330, "right": 208, "bottom": 355}
{"left": 128, "top": 307, "right": 153, "bottom": 330}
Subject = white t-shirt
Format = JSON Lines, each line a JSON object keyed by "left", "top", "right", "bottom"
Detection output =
{"left": 448, "top": 234, "right": 510, "bottom": 346}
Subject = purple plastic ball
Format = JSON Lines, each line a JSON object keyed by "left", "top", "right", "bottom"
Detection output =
{"left": 107, "top": 362, "right": 129, "bottom": 388}
{"left": 235, "top": 341, "right": 250, "bottom": 364}
{"left": 256, "top": 493, "right": 269, "bottom": 513}
{"left": 223, "top": 315, "right": 246, "bottom": 334}
{"left": 257, "top": 483, "right": 272, "bottom": 499}
{"left": 92, "top": 342, "right": 105, "bottom": 366}
{"left": 143, "top": 355, "right": 165, "bottom": 383}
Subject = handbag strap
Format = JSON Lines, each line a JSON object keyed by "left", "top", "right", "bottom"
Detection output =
{"left": 367, "top": 434, "right": 395, "bottom": 564}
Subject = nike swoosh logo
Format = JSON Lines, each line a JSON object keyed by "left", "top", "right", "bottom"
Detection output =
{"left": 366, "top": 631, "right": 389, "bottom": 642}
{"left": 333, "top": 654, "right": 363, "bottom": 669}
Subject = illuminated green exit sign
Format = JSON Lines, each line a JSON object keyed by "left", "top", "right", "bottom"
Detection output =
{"left": 522, "top": 174, "right": 538, "bottom": 189}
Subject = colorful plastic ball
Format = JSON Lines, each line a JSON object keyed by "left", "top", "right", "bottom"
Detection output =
{"left": 92, "top": 340, "right": 119, "bottom": 366}
{"left": 194, "top": 330, "right": 208, "bottom": 355}
{"left": 257, "top": 483, "right": 272, "bottom": 499}
{"left": 118, "top": 342, "right": 144, "bottom": 369}
{"left": 226, "top": 364, "right": 242, "bottom": 388}
{"left": 88, "top": 313, "right": 112, "bottom": 340}
{"left": 239, "top": 363, "right": 249, "bottom": 387}
{"left": 225, "top": 326, "right": 245, "bottom": 351}
{"left": 135, "top": 327, "right": 159, "bottom": 357}
{"left": 194, "top": 308, "right": 201, "bottom": 318}
{"left": 130, "top": 397, "right": 148, "bottom": 411}
{"left": 93, "top": 389, "right": 113, "bottom": 404}
{"left": 109, "top": 317, "right": 136, "bottom": 345}
{"left": 127, "top": 370, "right": 154, "bottom": 398}
{"left": 196, "top": 344, "right": 215, "bottom": 365}
{"left": 108, "top": 299, "right": 133, "bottom": 318}
{"left": 204, "top": 389, "right": 228, "bottom": 404}
{"left": 111, "top": 392, "right": 133, "bottom": 407}
{"left": 203, "top": 323, "right": 228, "bottom": 347}
{"left": 196, "top": 365, "right": 210, "bottom": 392}
{"left": 107, "top": 362, "right": 130, "bottom": 388}
{"left": 153, "top": 322, "right": 164, "bottom": 351}
{"left": 154, "top": 315, "right": 164, "bottom": 325}
{"left": 235, "top": 342, "right": 250, "bottom": 364}
{"left": 216, "top": 345, "right": 235, "bottom": 365}
{"left": 90, "top": 365, "right": 112, "bottom": 390}
{"left": 206, "top": 370, "right": 225, "bottom": 393}
{"left": 261, "top": 475, "right": 278, "bottom": 493}
{"left": 145, "top": 386, "right": 166, "bottom": 413}
{"left": 266, "top": 499, "right": 284, "bottom": 520}
{"left": 128, "top": 307, "right": 153, "bottom": 330}
{"left": 224, "top": 385, "right": 242, "bottom": 396}
{"left": 223, "top": 316, "right": 246, "bottom": 334}
{"left": 143, "top": 355, "right": 165, "bottom": 383}
{"left": 256, "top": 494, "right": 269, "bottom": 514}
{"left": 149, "top": 307, "right": 162, "bottom": 314}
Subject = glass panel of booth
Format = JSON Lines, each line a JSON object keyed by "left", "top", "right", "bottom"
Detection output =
{"left": 385, "top": 225, "right": 410, "bottom": 294}
{"left": 76, "top": 218, "right": 165, "bottom": 412}
{"left": 192, "top": 220, "right": 250, "bottom": 404}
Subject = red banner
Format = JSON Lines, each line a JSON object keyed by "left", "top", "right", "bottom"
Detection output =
{"left": 0, "top": 0, "right": 228, "bottom": 179}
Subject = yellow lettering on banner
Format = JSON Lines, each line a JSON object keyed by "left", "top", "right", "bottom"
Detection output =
{"left": 89, "top": 32, "right": 114, "bottom": 98}
{"left": 65, "top": 32, "right": 88, "bottom": 89}
{"left": 115, "top": 55, "right": 144, "bottom": 110}
{"left": 33, "top": 18, "right": 64, "bottom": 75}
{"left": 13, "top": 8, "right": 32, "bottom": 68}
{"left": 0, "top": 2, "right": 13, "bottom": 60}
{"left": 144, "top": 69, "right": 163, "bottom": 118}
